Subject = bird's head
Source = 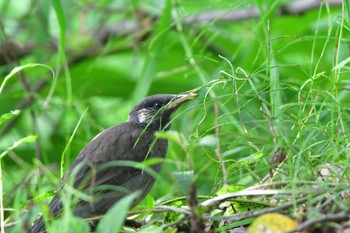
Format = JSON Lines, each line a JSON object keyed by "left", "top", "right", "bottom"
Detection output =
{"left": 127, "top": 93, "right": 198, "bottom": 130}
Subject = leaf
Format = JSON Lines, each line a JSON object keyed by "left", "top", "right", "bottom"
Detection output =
{"left": 228, "top": 151, "right": 264, "bottom": 169}
{"left": 95, "top": 191, "right": 140, "bottom": 233}
{"left": 141, "top": 157, "right": 165, "bottom": 167}
{"left": 145, "top": 194, "right": 155, "bottom": 210}
{"left": 32, "top": 190, "right": 55, "bottom": 202}
{"left": 14, "top": 135, "right": 38, "bottom": 146}
{"left": 333, "top": 56, "right": 350, "bottom": 70}
{"left": 0, "top": 110, "right": 20, "bottom": 126}
{"left": 155, "top": 130, "right": 185, "bottom": 146}
{"left": 173, "top": 170, "right": 193, "bottom": 195}
{"left": 197, "top": 135, "right": 218, "bottom": 147}
{"left": 222, "top": 146, "right": 245, "bottom": 157}
{"left": 0, "top": 135, "right": 38, "bottom": 158}
{"left": 60, "top": 107, "right": 89, "bottom": 177}
{"left": 0, "top": 63, "right": 53, "bottom": 94}
{"left": 216, "top": 185, "right": 245, "bottom": 196}
{"left": 50, "top": 0, "right": 66, "bottom": 50}
{"left": 48, "top": 216, "right": 90, "bottom": 233}
{"left": 138, "top": 225, "right": 164, "bottom": 233}
{"left": 246, "top": 213, "right": 298, "bottom": 233}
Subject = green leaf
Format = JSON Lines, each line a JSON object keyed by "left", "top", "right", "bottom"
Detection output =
{"left": 50, "top": 0, "right": 66, "bottom": 50}
{"left": 173, "top": 170, "right": 193, "bottom": 195}
{"left": 0, "top": 110, "right": 20, "bottom": 126}
{"left": 333, "top": 56, "right": 350, "bottom": 71}
{"left": 155, "top": 130, "right": 185, "bottom": 146}
{"left": 216, "top": 185, "right": 246, "bottom": 196}
{"left": 198, "top": 135, "right": 218, "bottom": 147}
{"left": 60, "top": 107, "right": 89, "bottom": 177}
{"left": 95, "top": 191, "right": 140, "bottom": 233}
{"left": 0, "top": 63, "right": 54, "bottom": 94}
{"left": 0, "top": 135, "right": 38, "bottom": 158}
{"left": 145, "top": 194, "right": 155, "bottom": 210}
{"left": 141, "top": 157, "right": 165, "bottom": 167}
{"left": 227, "top": 151, "right": 264, "bottom": 170}
{"left": 138, "top": 225, "right": 164, "bottom": 233}
{"left": 48, "top": 216, "right": 90, "bottom": 233}
{"left": 32, "top": 190, "right": 55, "bottom": 202}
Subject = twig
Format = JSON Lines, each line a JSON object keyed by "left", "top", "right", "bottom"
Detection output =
{"left": 257, "top": 148, "right": 287, "bottom": 185}
{"left": 202, "top": 197, "right": 308, "bottom": 222}
{"left": 244, "top": 180, "right": 322, "bottom": 191}
{"left": 287, "top": 212, "right": 349, "bottom": 233}
{"left": 4, "top": 221, "right": 17, "bottom": 229}
{"left": 188, "top": 182, "right": 206, "bottom": 233}
{"left": 200, "top": 189, "right": 307, "bottom": 208}
{"left": 184, "top": 0, "right": 342, "bottom": 24}
{"left": 148, "top": 205, "right": 191, "bottom": 215}
{"left": 0, "top": 39, "right": 32, "bottom": 65}
{"left": 87, "top": 205, "right": 192, "bottom": 222}
{"left": 213, "top": 100, "right": 228, "bottom": 186}
{"left": 280, "top": 0, "right": 341, "bottom": 15}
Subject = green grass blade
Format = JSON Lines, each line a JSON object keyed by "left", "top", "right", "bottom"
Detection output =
{"left": 0, "top": 110, "right": 20, "bottom": 126}
{"left": 60, "top": 108, "right": 88, "bottom": 177}
{"left": 0, "top": 63, "right": 54, "bottom": 94}
{"left": 95, "top": 191, "right": 140, "bottom": 233}
{"left": 0, "top": 135, "right": 38, "bottom": 159}
{"left": 132, "top": 0, "right": 172, "bottom": 103}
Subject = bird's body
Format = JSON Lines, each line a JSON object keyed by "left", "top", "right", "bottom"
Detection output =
{"left": 29, "top": 93, "right": 197, "bottom": 233}
{"left": 52, "top": 123, "right": 167, "bottom": 218}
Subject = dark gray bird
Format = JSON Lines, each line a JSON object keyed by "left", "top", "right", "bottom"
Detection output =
{"left": 29, "top": 93, "right": 198, "bottom": 233}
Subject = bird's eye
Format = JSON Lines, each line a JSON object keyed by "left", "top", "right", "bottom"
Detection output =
{"left": 153, "top": 101, "right": 164, "bottom": 109}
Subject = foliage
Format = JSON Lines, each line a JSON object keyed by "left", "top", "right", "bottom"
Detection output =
{"left": 0, "top": 0, "right": 349, "bottom": 232}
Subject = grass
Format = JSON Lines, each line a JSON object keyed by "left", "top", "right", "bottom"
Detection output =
{"left": 1, "top": 0, "right": 349, "bottom": 232}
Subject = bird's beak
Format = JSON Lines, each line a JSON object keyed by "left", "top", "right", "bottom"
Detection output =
{"left": 168, "top": 92, "right": 198, "bottom": 109}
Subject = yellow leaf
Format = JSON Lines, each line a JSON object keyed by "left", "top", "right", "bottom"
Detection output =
{"left": 247, "top": 213, "right": 298, "bottom": 233}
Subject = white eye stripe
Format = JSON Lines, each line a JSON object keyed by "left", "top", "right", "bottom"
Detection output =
{"left": 137, "top": 109, "right": 153, "bottom": 123}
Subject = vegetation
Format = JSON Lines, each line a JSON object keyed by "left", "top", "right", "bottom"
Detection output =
{"left": 0, "top": 0, "right": 349, "bottom": 232}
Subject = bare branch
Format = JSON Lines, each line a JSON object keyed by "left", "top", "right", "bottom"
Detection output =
{"left": 202, "top": 197, "right": 308, "bottom": 222}
{"left": 213, "top": 100, "right": 228, "bottom": 186}
{"left": 200, "top": 189, "right": 308, "bottom": 208}
{"left": 183, "top": 0, "right": 342, "bottom": 24}
{"left": 287, "top": 212, "right": 349, "bottom": 233}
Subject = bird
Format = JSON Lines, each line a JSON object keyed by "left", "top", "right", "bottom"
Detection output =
{"left": 29, "top": 92, "right": 198, "bottom": 233}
